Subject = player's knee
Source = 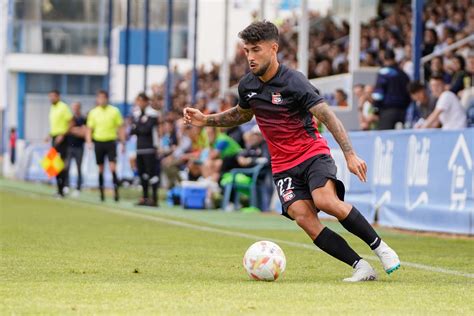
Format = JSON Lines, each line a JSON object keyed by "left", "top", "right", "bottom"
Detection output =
{"left": 293, "top": 212, "right": 313, "bottom": 228}
{"left": 314, "top": 198, "right": 339, "bottom": 213}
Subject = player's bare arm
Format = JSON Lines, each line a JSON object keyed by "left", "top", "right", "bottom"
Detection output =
{"left": 310, "top": 102, "right": 368, "bottom": 182}
{"left": 183, "top": 105, "right": 254, "bottom": 127}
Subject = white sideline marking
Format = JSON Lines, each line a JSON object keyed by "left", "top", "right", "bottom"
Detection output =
{"left": 97, "top": 204, "right": 474, "bottom": 280}
{"left": 3, "top": 187, "right": 474, "bottom": 280}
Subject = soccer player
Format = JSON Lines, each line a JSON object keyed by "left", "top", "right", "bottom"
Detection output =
{"left": 130, "top": 93, "right": 160, "bottom": 206}
{"left": 66, "top": 102, "right": 87, "bottom": 196}
{"left": 86, "top": 90, "right": 125, "bottom": 202}
{"left": 47, "top": 89, "right": 72, "bottom": 197}
{"left": 184, "top": 21, "right": 400, "bottom": 282}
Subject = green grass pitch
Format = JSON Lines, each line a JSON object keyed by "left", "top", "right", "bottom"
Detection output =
{"left": 1, "top": 179, "right": 473, "bottom": 315}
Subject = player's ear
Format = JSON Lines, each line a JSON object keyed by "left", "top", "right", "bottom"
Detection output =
{"left": 272, "top": 42, "right": 279, "bottom": 53}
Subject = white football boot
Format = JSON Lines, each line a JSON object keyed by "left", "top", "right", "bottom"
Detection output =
{"left": 343, "top": 259, "right": 377, "bottom": 282}
{"left": 373, "top": 240, "right": 401, "bottom": 274}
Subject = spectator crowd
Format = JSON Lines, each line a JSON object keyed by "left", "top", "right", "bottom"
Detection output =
{"left": 10, "top": 0, "right": 472, "bottom": 211}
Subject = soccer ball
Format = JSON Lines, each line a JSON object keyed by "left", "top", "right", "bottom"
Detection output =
{"left": 243, "top": 241, "right": 286, "bottom": 281}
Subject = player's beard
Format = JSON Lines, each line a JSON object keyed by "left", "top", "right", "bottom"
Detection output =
{"left": 252, "top": 60, "right": 271, "bottom": 77}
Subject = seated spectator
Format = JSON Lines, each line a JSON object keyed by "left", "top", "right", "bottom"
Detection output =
{"left": 449, "top": 55, "right": 468, "bottom": 94}
{"left": 334, "top": 89, "right": 348, "bottom": 107}
{"left": 418, "top": 75, "right": 467, "bottom": 129}
{"left": 406, "top": 81, "right": 437, "bottom": 128}
{"left": 201, "top": 127, "right": 242, "bottom": 183}
{"left": 426, "top": 56, "right": 451, "bottom": 84}
{"left": 358, "top": 85, "right": 378, "bottom": 130}
{"left": 236, "top": 126, "right": 273, "bottom": 211}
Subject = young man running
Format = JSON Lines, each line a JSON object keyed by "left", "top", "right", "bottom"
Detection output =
{"left": 184, "top": 21, "right": 400, "bottom": 282}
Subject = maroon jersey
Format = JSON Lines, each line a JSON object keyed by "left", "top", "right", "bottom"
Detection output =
{"left": 238, "top": 64, "right": 330, "bottom": 174}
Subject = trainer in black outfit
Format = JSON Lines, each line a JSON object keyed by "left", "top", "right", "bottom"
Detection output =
{"left": 66, "top": 102, "right": 86, "bottom": 193}
{"left": 130, "top": 93, "right": 160, "bottom": 206}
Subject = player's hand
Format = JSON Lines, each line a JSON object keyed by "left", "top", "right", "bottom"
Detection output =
{"left": 346, "top": 153, "right": 367, "bottom": 182}
{"left": 54, "top": 135, "right": 64, "bottom": 146}
{"left": 120, "top": 142, "right": 126, "bottom": 154}
{"left": 183, "top": 107, "right": 206, "bottom": 127}
{"left": 86, "top": 141, "right": 93, "bottom": 150}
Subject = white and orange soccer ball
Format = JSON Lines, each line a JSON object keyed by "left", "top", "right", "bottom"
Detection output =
{"left": 243, "top": 241, "right": 286, "bottom": 281}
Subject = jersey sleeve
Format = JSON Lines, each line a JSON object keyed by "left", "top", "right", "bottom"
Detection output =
{"left": 64, "top": 105, "right": 73, "bottom": 122}
{"left": 293, "top": 72, "right": 324, "bottom": 111}
{"left": 114, "top": 108, "right": 124, "bottom": 127}
{"left": 86, "top": 111, "right": 95, "bottom": 129}
{"left": 435, "top": 92, "right": 452, "bottom": 112}
{"left": 237, "top": 81, "right": 251, "bottom": 109}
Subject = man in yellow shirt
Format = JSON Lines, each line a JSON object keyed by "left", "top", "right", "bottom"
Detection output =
{"left": 48, "top": 89, "right": 73, "bottom": 197}
{"left": 86, "top": 90, "right": 125, "bottom": 202}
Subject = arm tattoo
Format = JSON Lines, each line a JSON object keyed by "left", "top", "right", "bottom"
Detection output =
{"left": 310, "top": 102, "right": 354, "bottom": 155}
{"left": 206, "top": 106, "right": 254, "bottom": 127}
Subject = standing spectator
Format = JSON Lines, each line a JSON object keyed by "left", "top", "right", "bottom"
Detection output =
{"left": 130, "top": 93, "right": 160, "bottom": 207}
{"left": 66, "top": 102, "right": 86, "bottom": 196}
{"left": 372, "top": 49, "right": 411, "bottom": 129}
{"left": 419, "top": 75, "right": 467, "bottom": 130}
{"left": 459, "top": 53, "right": 474, "bottom": 126}
{"left": 47, "top": 89, "right": 72, "bottom": 198}
{"left": 9, "top": 127, "right": 16, "bottom": 165}
{"left": 86, "top": 90, "right": 125, "bottom": 202}
{"left": 406, "top": 81, "right": 437, "bottom": 128}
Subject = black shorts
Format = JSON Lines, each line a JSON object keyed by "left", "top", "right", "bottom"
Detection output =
{"left": 273, "top": 154, "right": 345, "bottom": 220}
{"left": 94, "top": 141, "right": 117, "bottom": 165}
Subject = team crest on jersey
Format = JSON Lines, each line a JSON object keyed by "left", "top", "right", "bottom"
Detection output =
{"left": 272, "top": 92, "right": 282, "bottom": 104}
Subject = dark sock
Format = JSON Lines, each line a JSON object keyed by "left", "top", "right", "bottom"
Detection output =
{"left": 151, "top": 183, "right": 158, "bottom": 204}
{"left": 340, "top": 207, "right": 381, "bottom": 250}
{"left": 141, "top": 176, "right": 149, "bottom": 199}
{"left": 314, "top": 227, "right": 362, "bottom": 267}
{"left": 112, "top": 172, "right": 119, "bottom": 201}
{"left": 56, "top": 174, "right": 64, "bottom": 195}
{"left": 98, "top": 172, "right": 104, "bottom": 200}
{"left": 112, "top": 172, "right": 119, "bottom": 189}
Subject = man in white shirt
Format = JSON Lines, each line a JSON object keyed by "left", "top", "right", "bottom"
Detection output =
{"left": 419, "top": 75, "right": 467, "bottom": 130}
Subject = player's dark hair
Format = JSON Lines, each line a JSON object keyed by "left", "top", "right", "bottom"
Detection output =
{"left": 49, "top": 89, "right": 60, "bottom": 95}
{"left": 97, "top": 89, "right": 109, "bottom": 99}
{"left": 238, "top": 20, "right": 279, "bottom": 44}
{"left": 407, "top": 81, "right": 425, "bottom": 94}
{"left": 137, "top": 92, "right": 149, "bottom": 101}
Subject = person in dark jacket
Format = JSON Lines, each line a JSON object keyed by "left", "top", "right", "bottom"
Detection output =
{"left": 372, "top": 49, "right": 411, "bottom": 129}
{"left": 130, "top": 93, "right": 160, "bottom": 207}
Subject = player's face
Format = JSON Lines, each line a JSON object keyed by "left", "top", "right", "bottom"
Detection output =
{"left": 410, "top": 90, "right": 427, "bottom": 105}
{"left": 96, "top": 94, "right": 108, "bottom": 106}
{"left": 135, "top": 97, "right": 148, "bottom": 110}
{"left": 429, "top": 79, "right": 444, "bottom": 98}
{"left": 243, "top": 41, "right": 278, "bottom": 77}
{"left": 48, "top": 93, "right": 59, "bottom": 104}
{"left": 71, "top": 103, "right": 81, "bottom": 115}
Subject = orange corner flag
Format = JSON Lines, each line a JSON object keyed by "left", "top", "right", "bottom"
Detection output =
{"left": 41, "top": 147, "right": 64, "bottom": 177}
